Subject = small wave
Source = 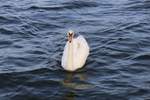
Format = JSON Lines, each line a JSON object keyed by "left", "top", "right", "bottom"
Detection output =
{"left": 0, "top": 15, "right": 21, "bottom": 24}
{"left": 29, "top": 5, "right": 65, "bottom": 10}
{"left": 26, "top": 50, "right": 47, "bottom": 55}
{"left": 132, "top": 53, "right": 150, "bottom": 60}
{"left": 119, "top": 23, "right": 141, "bottom": 30}
{"left": 26, "top": 79, "right": 61, "bottom": 88}
{"left": 0, "top": 27, "right": 15, "bottom": 35}
{"left": 0, "top": 16, "right": 9, "bottom": 21}
{"left": 0, "top": 67, "right": 52, "bottom": 75}
{"left": 0, "top": 40, "right": 13, "bottom": 48}
{"left": 123, "top": 1, "right": 150, "bottom": 11}
{"left": 62, "top": 1, "right": 98, "bottom": 9}
{"left": 28, "top": 1, "right": 98, "bottom": 10}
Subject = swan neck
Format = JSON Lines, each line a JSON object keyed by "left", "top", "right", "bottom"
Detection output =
{"left": 67, "top": 41, "right": 73, "bottom": 70}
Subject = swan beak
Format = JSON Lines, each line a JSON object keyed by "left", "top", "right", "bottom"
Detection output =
{"left": 67, "top": 31, "right": 74, "bottom": 43}
{"left": 68, "top": 35, "right": 72, "bottom": 43}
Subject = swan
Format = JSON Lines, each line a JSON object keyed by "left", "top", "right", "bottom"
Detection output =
{"left": 61, "top": 30, "right": 90, "bottom": 71}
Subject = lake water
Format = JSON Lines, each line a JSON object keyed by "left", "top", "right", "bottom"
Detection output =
{"left": 0, "top": 0, "right": 150, "bottom": 100}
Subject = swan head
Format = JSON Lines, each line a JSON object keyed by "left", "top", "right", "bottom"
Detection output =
{"left": 67, "top": 30, "right": 74, "bottom": 43}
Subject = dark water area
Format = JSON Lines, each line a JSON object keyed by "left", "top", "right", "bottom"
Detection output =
{"left": 0, "top": 0, "right": 150, "bottom": 100}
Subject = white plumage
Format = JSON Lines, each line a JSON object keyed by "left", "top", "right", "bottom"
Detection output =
{"left": 61, "top": 32, "right": 89, "bottom": 71}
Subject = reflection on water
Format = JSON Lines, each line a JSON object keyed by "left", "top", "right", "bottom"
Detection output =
{"left": 63, "top": 92, "right": 76, "bottom": 100}
{"left": 62, "top": 72, "right": 94, "bottom": 100}
{"left": 63, "top": 73, "right": 92, "bottom": 90}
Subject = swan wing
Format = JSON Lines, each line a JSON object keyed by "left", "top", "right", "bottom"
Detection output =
{"left": 74, "top": 35, "right": 90, "bottom": 68}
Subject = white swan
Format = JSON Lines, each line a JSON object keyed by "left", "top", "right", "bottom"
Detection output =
{"left": 61, "top": 30, "right": 90, "bottom": 71}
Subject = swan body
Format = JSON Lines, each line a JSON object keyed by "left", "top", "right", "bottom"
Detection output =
{"left": 61, "top": 31, "right": 89, "bottom": 71}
